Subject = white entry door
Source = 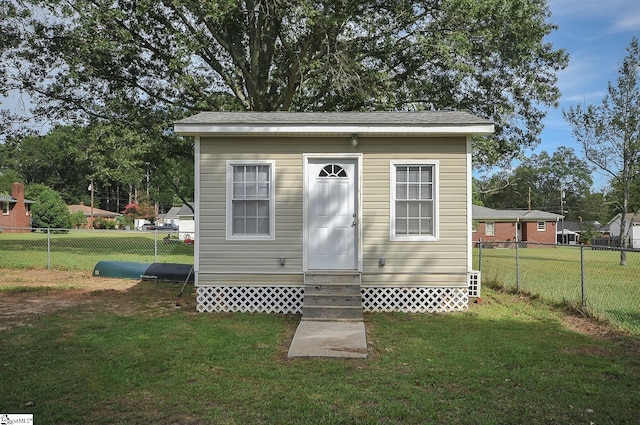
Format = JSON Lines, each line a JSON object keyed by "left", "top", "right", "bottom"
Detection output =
{"left": 307, "top": 158, "right": 359, "bottom": 270}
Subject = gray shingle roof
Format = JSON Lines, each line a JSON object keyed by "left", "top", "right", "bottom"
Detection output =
{"left": 174, "top": 111, "right": 494, "bottom": 135}
{"left": 177, "top": 203, "right": 194, "bottom": 216}
{"left": 176, "top": 111, "right": 492, "bottom": 125}
{"left": 473, "top": 205, "right": 563, "bottom": 221}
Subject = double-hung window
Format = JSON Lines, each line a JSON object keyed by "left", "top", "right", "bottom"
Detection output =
{"left": 2, "top": 201, "right": 9, "bottom": 215}
{"left": 226, "top": 160, "right": 275, "bottom": 240}
{"left": 537, "top": 221, "right": 546, "bottom": 231}
{"left": 390, "top": 161, "right": 439, "bottom": 241}
{"left": 485, "top": 222, "right": 495, "bottom": 236}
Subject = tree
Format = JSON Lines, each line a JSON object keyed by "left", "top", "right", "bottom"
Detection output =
{"left": 0, "top": 123, "right": 194, "bottom": 212}
{"left": 26, "top": 184, "right": 73, "bottom": 229}
{"left": 564, "top": 37, "right": 640, "bottom": 264}
{"left": 0, "top": 169, "right": 22, "bottom": 193}
{"left": 1, "top": 127, "right": 89, "bottom": 202}
{"left": 5, "top": 0, "right": 567, "bottom": 167}
{"left": 478, "top": 147, "right": 594, "bottom": 220}
{"left": 122, "top": 201, "right": 155, "bottom": 225}
{"left": 69, "top": 210, "right": 87, "bottom": 229}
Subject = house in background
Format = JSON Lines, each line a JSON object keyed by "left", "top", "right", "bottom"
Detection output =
{"left": 558, "top": 220, "right": 605, "bottom": 245}
{"left": 157, "top": 206, "right": 181, "bottom": 226}
{"left": 155, "top": 204, "right": 195, "bottom": 240}
{"left": 175, "top": 111, "right": 493, "bottom": 316}
{"left": 472, "top": 205, "right": 562, "bottom": 246}
{"left": 68, "top": 203, "right": 122, "bottom": 228}
{"left": 177, "top": 203, "right": 194, "bottom": 241}
{"left": 0, "top": 182, "right": 34, "bottom": 233}
{"left": 607, "top": 213, "right": 640, "bottom": 249}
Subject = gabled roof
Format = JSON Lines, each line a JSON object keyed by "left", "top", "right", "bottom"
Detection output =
{"left": 174, "top": 111, "right": 494, "bottom": 136}
{"left": 562, "top": 220, "right": 603, "bottom": 233}
{"left": 68, "top": 204, "right": 121, "bottom": 218}
{"left": 163, "top": 206, "right": 182, "bottom": 219}
{"left": 177, "top": 203, "right": 194, "bottom": 217}
{"left": 473, "top": 205, "right": 563, "bottom": 221}
{"left": 607, "top": 212, "right": 640, "bottom": 225}
{"left": 0, "top": 194, "right": 35, "bottom": 204}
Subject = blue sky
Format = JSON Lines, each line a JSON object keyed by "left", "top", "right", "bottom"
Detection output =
{"left": 538, "top": 0, "right": 640, "bottom": 189}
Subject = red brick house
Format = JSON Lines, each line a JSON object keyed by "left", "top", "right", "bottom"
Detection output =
{"left": 0, "top": 182, "right": 34, "bottom": 233}
{"left": 68, "top": 203, "right": 122, "bottom": 229}
{"left": 472, "top": 205, "right": 562, "bottom": 246}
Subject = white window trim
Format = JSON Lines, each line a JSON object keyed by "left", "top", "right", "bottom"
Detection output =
{"left": 390, "top": 160, "right": 439, "bottom": 241}
{"left": 485, "top": 221, "right": 495, "bottom": 236}
{"left": 226, "top": 160, "right": 276, "bottom": 241}
{"left": 537, "top": 221, "right": 546, "bottom": 231}
{"left": 2, "top": 201, "right": 9, "bottom": 215}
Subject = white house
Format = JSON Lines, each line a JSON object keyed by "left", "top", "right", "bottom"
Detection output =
{"left": 174, "top": 111, "right": 493, "bottom": 316}
{"left": 608, "top": 213, "right": 640, "bottom": 249}
{"left": 177, "top": 203, "right": 195, "bottom": 241}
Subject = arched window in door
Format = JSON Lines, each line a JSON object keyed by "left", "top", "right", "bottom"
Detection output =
{"left": 319, "top": 164, "right": 347, "bottom": 178}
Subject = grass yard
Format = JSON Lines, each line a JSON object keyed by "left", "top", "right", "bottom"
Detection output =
{"left": 0, "top": 230, "right": 194, "bottom": 270}
{"left": 1, "top": 277, "right": 639, "bottom": 424}
{"left": 476, "top": 246, "right": 640, "bottom": 334}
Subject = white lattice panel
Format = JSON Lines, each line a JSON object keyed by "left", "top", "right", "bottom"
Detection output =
{"left": 197, "top": 286, "right": 303, "bottom": 313}
{"left": 197, "top": 285, "right": 468, "bottom": 314}
{"left": 361, "top": 287, "right": 468, "bottom": 313}
{"left": 468, "top": 271, "right": 481, "bottom": 297}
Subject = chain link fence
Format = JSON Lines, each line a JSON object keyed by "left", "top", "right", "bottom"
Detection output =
{"left": 0, "top": 227, "right": 194, "bottom": 271}
{"left": 475, "top": 241, "right": 640, "bottom": 335}
{"left": 3, "top": 228, "right": 638, "bottom": 333}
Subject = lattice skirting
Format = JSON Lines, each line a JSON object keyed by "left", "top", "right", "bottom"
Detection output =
{"left": 197, "top": 286, "right": 304, "bottom": 313}
{"left": 361, "top": 287, "right": 468, "bottom": 313}
{"left": 196, "top": 285, "right": 469, "bottom": 313}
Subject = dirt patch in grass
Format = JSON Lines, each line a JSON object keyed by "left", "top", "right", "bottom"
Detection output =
{"left": 561, "top": 314, "right": 619, "bottom": 338}
{"left": 0, "top": 268, "right": 141, "bottom": 330}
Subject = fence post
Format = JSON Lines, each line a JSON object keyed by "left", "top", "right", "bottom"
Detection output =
{"left": 478, "top": 241, "right": 483, "bottom": 273}
{"left": 47, "top": 228, "right": 51, "bottom": 270}
{"left": 154, "top": 230, "right": 158, "bottom": 263}
{"left": 580, "top": 245, "right": 586, "bottom": 308}
{"left": 515, "top": 241, "right": 520, "bottom": 291}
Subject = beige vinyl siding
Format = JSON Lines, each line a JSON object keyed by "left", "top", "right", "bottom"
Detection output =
{"left": 360, "top": 138, "right": 468, "bottom": 287}
{"left": 197, "top": 135, "right": 469, "bottom": 288}
{"left": 198, "top": 137, "right": 305, "bottom": 283}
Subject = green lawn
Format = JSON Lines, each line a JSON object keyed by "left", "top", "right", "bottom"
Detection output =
{"left": 1, "top": 282, "right": 638, "bottom": 424}
{"left": 0, "top": 230, "right": 194, "bottom": 270}
{"left": 475, "top": 246, "right": 640, "bottom": 334}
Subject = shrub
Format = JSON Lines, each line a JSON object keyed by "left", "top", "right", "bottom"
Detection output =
{"left": 26, "top": 184, "right": 72, "bottom": 229}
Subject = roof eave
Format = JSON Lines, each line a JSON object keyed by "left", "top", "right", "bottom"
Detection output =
{"left": 173, "top": 123, "right": 495, "bottom": 137}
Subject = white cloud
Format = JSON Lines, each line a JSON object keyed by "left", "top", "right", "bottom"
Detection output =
{"left": 611, "top": 14, "right": 640, "bottom": 32}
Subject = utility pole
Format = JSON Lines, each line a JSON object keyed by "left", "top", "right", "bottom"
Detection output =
{"left": 560, "top": 188, "right": 565, "bottom": 244}
{"left": 89, "top": 179, "right": 95, "bottom": 229}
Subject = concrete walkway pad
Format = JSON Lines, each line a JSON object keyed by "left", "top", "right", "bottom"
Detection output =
{"left": 288, "top": 320, "right": 367, "bottom": 358}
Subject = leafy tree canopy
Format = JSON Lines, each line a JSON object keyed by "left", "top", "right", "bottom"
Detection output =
{"left": 26, "top": 183, "right": 73, "bottom": 229}
{"left": 477, "top": 146, "right": 597, "bottom": 221}
{"left": 564, "top": 37, "right": 640, "bottom": 257}
{"left": 0, "top": 123, "right": 193, "bottom": 211}
{"left": 3, "top": 0, "right": 568, "bottom": 167}
{"left": 122, "top": 201, "right": 155, "bottom": 222}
